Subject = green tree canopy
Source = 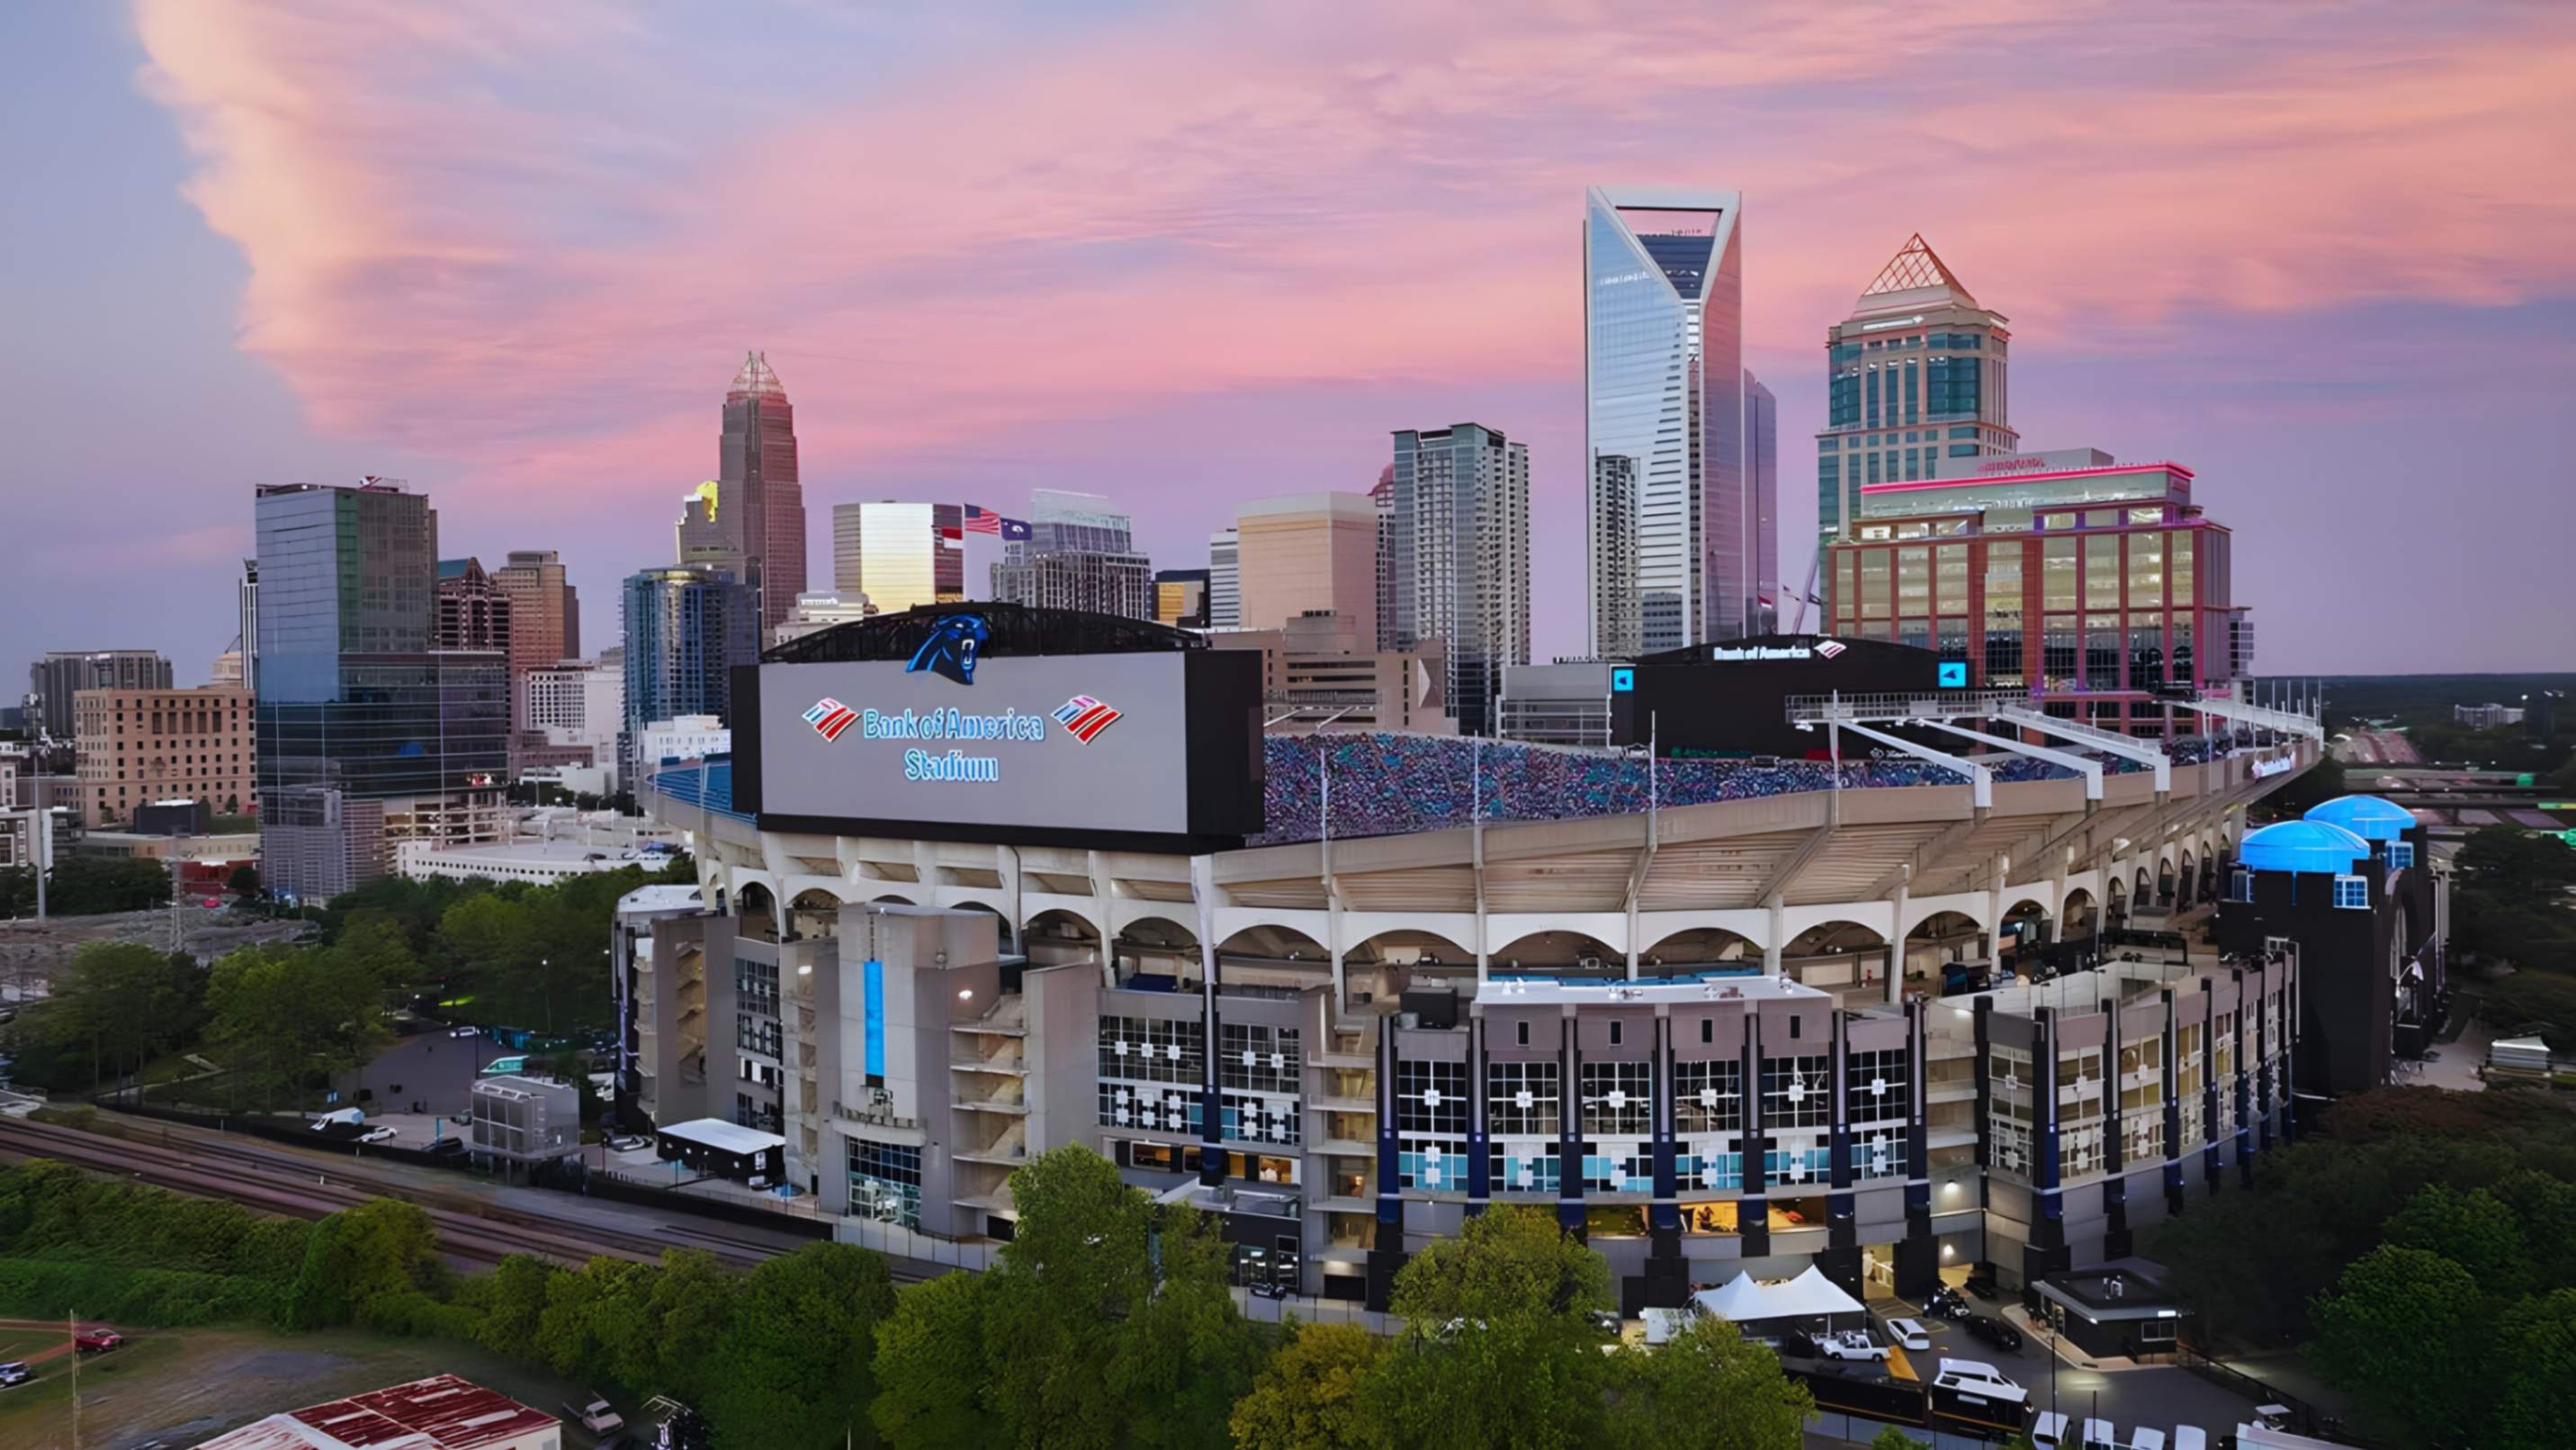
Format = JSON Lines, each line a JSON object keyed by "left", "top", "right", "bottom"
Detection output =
{"left": 1600, "top": 1316, "right": 1812, "bottom": 1450}
{"left": 40, "top": 940, "right": 203, "bottom": 1085}
{"left": 1227, "top": 1321, "right": 1386, "bottom": 1450}
{"left": 871, "top": 1270, "right": 997, "bottom": 1450}
{"left": 2310, "top": 1245, "right": 2483, "bottom": 1441}
{"left": 701, "top": 1243, "right": 899, "bottom": 1450}
{"left": 204, "top": 941, "right": 390, "bottom": 1107}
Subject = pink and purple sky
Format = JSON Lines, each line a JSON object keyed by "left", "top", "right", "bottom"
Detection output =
{"left": 5, "top": 1, "right": 2572, "bottom": 680}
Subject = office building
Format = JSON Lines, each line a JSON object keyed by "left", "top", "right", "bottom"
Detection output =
{"left": 832, "top": 501, "right": 963, "bottom": 615}
{"left": 434, "top": 558, "right": 512, "bottom": 653}
{"left": 1818, "top": 236, "right": 2016, "bottom": 550}
{"left": 2452, "top": 702, "right": 2524, "bottom": 729}
{"left": 636, "top": 715, "right": 731, "bottom": 772}
{"left": 1208, "top": 527, "right": 1241, "bottom": 629}
{"left": 211, "top": 650, "right": 244, "bottom": 687}
{"left": 1584, "top": 186, "right": 1766, "bottom": 653}
{"left": 1154, "top": 569, "right": 1212, "bottom": 629}
{"left": 252, "top": 482, "right": 508, "bottom": 900}
{"left": 519, "top": 653, "right": 624, "bottom": 777}
{"left": 773, "top": 590, "right": 876, "bottom": 649}
{"left": 1235, "top": 492, "right": 1379, "bottom": 644}
{"left": 27, "top": 650, "right": 171, "bottom": 741}
{"left": 718, "top": 352, "right": 807, "bottom": 633}
{"left": 1388, "top": 424, "right": 1530, "bottom": 736}
{"left": 676, "top": 481, "right": 728, "bottom": 570}
{"left": 620, "top": 565, "right": 756, "bottom": 783}
{"left": 71, "top": 683, "right": 255, "bottom": 825}
{"left": 1822, "top": 459, "right": 2252, "bottom": 736}
{"left": 991, "top": 490, "right": 1153, "bottom": 619}
{"left": 1371, "top": 467, "right": 1396, "bottom": 650}
{"left": 1209, "top": 611, "right": 1452, "bottom": 734}
{"left": 490, "top": 549, "right": 579, "bottom": 675}
{"left": 259, "top": 786, "right": 385, "bottom": 904}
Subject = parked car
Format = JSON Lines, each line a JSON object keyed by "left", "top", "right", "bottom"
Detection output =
{"left": 0, "top": 1361, "right": 31, "bottom": 1387}
{"left": 1925, "top": 1285, "right": 1972, "bottom": 1319}
{"left": 1961, "top": 1312, "right": 2024, "bottom": 1352}
{"left": 424, "top": 1137, "right": 468, "bottom": 1158}
{"left": 74, "top": 1329, "right": 124, "bottom": 1354}
{"left": 1584, "top": 1310, "right": 1621, "bottom": 1336}
{"left": 356, "top": 1126, "right": 398, "bottom": 1144}
{"left": 1885, "top": 1317, "right": 1933, "bottom": 1351}
{"left": 606, "top": 1134, "right": 651, "bottom": 1153}
{"left": 568, "top": 1394, "right": 624, "bottom": 1434}
{"left": 1931, "top": 1357, "right": 2024, "bottom": 1400}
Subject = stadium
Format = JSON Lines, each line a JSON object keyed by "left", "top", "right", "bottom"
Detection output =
{"left": 626, "top": 603, "right": 2347, "bottom": 1313}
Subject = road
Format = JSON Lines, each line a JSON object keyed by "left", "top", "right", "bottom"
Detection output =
{"left": 0, "top": 1114, "right": 956, "bottom": 1283}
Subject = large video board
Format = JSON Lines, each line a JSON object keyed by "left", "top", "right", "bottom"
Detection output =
{"left": 738, "top": 644, "right": 1262, "bottom": 850}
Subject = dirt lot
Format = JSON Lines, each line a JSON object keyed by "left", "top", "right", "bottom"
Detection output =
{"left": 0, "top": 905, "right": 315, "bottom": 1001}
{"left": 0, "top": 1322, "right": 610, "bottom": 1449}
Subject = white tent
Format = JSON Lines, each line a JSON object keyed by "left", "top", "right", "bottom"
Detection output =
{"left": 1689, "top": 1265, "right": 1865, "bottom": 1325}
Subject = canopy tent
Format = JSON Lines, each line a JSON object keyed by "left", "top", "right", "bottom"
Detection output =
{"left": 1689, "top": 1265, "right": 1865, "bottom": 1325}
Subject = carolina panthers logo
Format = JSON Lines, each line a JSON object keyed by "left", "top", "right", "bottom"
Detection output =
{"left": 907, "top": 614, "right": 990, "bottom": 686}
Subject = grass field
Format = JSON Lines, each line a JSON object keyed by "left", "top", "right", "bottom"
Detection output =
{"left": 0, "top": 1323, "right": 607, "bottom": 1449}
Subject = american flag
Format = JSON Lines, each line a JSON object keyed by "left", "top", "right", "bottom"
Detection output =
{"left": 962, "top": 504, "right": 1003, "bottom": 536}
{"left": 1052, "top": 694, "right": 1123, "bottom": 743}
{"left": 803, "top": 697, "right": 858, "bottom": 741}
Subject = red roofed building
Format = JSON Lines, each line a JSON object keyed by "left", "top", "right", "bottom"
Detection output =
{"left": 195, "top": 1374, "right": 561, "bottom": 1450}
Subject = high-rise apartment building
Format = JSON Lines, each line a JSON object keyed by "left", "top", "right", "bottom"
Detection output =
{"left": 1234, "top": 491, "right": 1378, "bottom": 643}
{"left": 772, "top": 590, "right": 876, "bottom": 649}
{"left": 1207, "top": 611, "right": 1452, "bottom": 735}
{"left": 991, "top": 490, "right": 1153, "bottom": 620}
{"left": 832, "top": 501, "right": 962, "bottom": 615}
{"left": 72, "top": 684, "right": 255, "bottom": 825}
{"left": 1817, "top": 235, "right": 2015, "bottom": 551}
{"left": 620, "top": 565, "right": 757, "bottom": 783}
{"left": 1207, "top": 528, "right": 1241, "bottom": 629}
{"left": 717, "top": 353, "right": 806, "bottom": 634}
{"left": 520, "top": 653, "right": 625, "bottom": 777}
{"left": 1370, "top": 466, "right": 1395, "bottom": 650}
{"left": 1584, "top": 186, "right": 1768, "bottom": 653}
{"left": 435, "top": 558, "right": 513, "bottom": 653}
{"left": 490, "top": 550, "right": 579, "bottom": 674}
{"left": 238, "top": 559, "right": 258, "bottom": 693}
{"left": 27, "top": 651, "right": 172, "bottom": 741}
{"left": 1388, "top": 424, "right": 1530, "bottom": 736}
{"left": 1585, "top": 455, "right": 1640, "bottom": 658}
{"left": 252, "top": 481, "right": 508, "bottom": 900}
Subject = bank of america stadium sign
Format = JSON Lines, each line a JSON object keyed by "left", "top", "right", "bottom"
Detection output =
{"left": 1053, "top": 695, "right": 1123, "bottom": 743}
{"left": 803, "top": 691, "right": 1122, "bottom": 781}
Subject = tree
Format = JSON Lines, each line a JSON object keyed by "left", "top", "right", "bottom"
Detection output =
{"left": 467, "top": 1253, "right": 557, "bottom": 1361}
{"left": 702, "top": 1243, "right": 898, "bottom": 1450}
{"left": 872, "top": 1270, "right": 998, "bottom": 1450}
{"left": 1360, "top": 1207, "right": 1616, "bottom": 1450}
{"left": 1600, "top": 1316, "right": 1811, "bottom": 1450}
{"left": 1227, "top": 1321, "right": 1387, "bottom": 1450}
{"left": 1869, "top": 1428, "right": 1928, "bottom": 1450}
{"left": 2310, "top": 1245, "right": 2482, "bottom": 1441}
{"left": 286, "top": 1198, "right": 443, "bottom": 1329}
{"left": 2455, "top": 826, "right": 2576, "bottom": 904}
{"left": 2383, "top": 1184, "right": 2531, "bottom": 1298}
{"left": 969, "top": 1146, "right": 1251, "bottom": 1450}
{"left": 337, "top": 909, "right": 423, "bottom": 987}
{"left": 436, "top": 891, "right": 537, "bottom": 1004}
{"left": 228, "top": 863, "right": 260, "bottom": 899}
{"left": 2483, "top": 970, "right": 2576, "bottom": 1052}
{"left": 204, "top": 941, "right": 391, "bottom": 1107}
{"left": 2491, "top": 1289, "right": 2576, "bottom": 1450}
{"left": 626, "top": 1247, "right": 739, "bottom": 1404}
{"left": 42, "top": 941, "right": 202, "bottom": 1086}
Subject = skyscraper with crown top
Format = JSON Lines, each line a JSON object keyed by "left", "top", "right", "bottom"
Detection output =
{"left": 720, "top": 351, "right": 806, "bottom": 634}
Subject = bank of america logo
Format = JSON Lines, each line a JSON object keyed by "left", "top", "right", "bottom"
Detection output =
{"left": 1052, "top": 695, "right": 1123, "bottom": 743}
{"left": 1814, "top": 639, "right": 1848, "bottom": 659}
{"left": 803, "top": 698, "right": 857, "bottom": 741}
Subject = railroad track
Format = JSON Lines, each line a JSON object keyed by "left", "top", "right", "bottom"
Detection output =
{"left": 0, "top": 1116, "right": 794, "bottom": 1274}
{"left": 0, "top": 1114, "right": 948, "bottom": 1284}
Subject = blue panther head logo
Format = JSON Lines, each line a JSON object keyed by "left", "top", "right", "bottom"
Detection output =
{"left": 907, "top": 613, "right": 990, "bottom": 686}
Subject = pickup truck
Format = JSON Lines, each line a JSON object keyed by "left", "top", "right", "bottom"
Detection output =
{"left": 567, "top": 1394, "right": 624, "bottom": 1434}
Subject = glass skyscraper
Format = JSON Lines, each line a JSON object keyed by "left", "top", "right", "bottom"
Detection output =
{"left": 620, "top": 564, "right": 758, "bottom": 782}
{"left": 992, "top": 490, "right": 1154, "bottom": 619}
{"left": 1388, "top": 424, "right": 1530, "bottom": 736}
{"left": 252, "top": 481, "right": 508, "bottom": 897}
{"left": 833, "top": 501, "right": 962, "bottom": 615}
{"left": 1584, "top": 186, "right": 1766, "bottom": 654}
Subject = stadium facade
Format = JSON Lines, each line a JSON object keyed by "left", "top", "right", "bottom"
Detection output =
{"left": 625, "top": 604, "right": 2406, "bottom": 1312}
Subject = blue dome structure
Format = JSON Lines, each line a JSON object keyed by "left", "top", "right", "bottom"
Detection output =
{"left": 2304, "top": 795, "right": 2416, "bottom": 843}
{"left": 2238, "top": 819, "right": 2370, "bottom": 875}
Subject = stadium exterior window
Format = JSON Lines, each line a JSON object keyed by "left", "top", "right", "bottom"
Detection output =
{"left": 2333, "top": 875, "right": 2369, "bottom": 910}
{"left": 848, "top": 1139, "right": 922, "bottom": 1228}
{"left": 2387, "top": 842, "right": 2414, "bottom": 869}
{"left": 2229, "top": 867, "right": 2252, "bottom": 903}
{"left": 1395, "top": 1059, "right": 1468, "bottom": 1190}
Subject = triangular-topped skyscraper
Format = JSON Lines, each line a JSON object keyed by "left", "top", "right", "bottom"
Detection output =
{"left": 716, "top": 349, "right": 805, "bottom": 634}
{"left": 1811, "top": 238, "right": 2015, "bottom": 553}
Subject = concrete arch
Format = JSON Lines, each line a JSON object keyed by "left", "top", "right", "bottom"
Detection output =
{"left": 1637, "top": 924, "right": 1760, "bottom": 970}
{"left": 1778, "top": 902, "right": 1896, "bottom": 949}
{"left": 1997, "top": 885, "right": 2056, "bottom": 923}
{"left": 1216, "top": 923, "right": 1329, "bottom": 961}
{"left": 945, "top": 897, "right": 1016, "bottom": 950}
{"left": 1781, "top": 918, "right": 1889, "bottom": 956}
{"left": 734, "top": 878, "right": 783, "bottom": 941}
{"left": 2061, "top": 887, "right": 2099, "bottom": 937}
{"left": 1631, "top": 908, "right": 1773, "bottom": 953}
{"left": 1348, "top": 928, "right": 1475, "bottom": 969}
{"left": 1897, "top": 892, "right": 1990, "bottom": 942}
{"left": 787, "top": 886, "right": 850, "bottom": 941}
{"left": 1490, "top": 928, "right": 1621, "bottom": 974}
{"left": 1115, "top": 914, "right": 1200, "bottom": 951}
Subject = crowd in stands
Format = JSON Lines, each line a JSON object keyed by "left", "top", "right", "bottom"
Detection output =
{"left": 1256, "top": 734, "right": 1987, "bottom": 845}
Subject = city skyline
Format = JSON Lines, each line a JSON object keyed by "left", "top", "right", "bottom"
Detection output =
{"left": 4, "top": 4, "right": 2572, "bottom": 679}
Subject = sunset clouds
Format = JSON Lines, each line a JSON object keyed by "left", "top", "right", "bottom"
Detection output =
{"left": 28, "top": 0, "right": 2576, "bottom": 667}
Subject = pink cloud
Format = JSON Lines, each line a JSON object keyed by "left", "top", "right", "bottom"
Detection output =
{"left": 130, "top": 0, "right": 2576, "bottom": 532}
